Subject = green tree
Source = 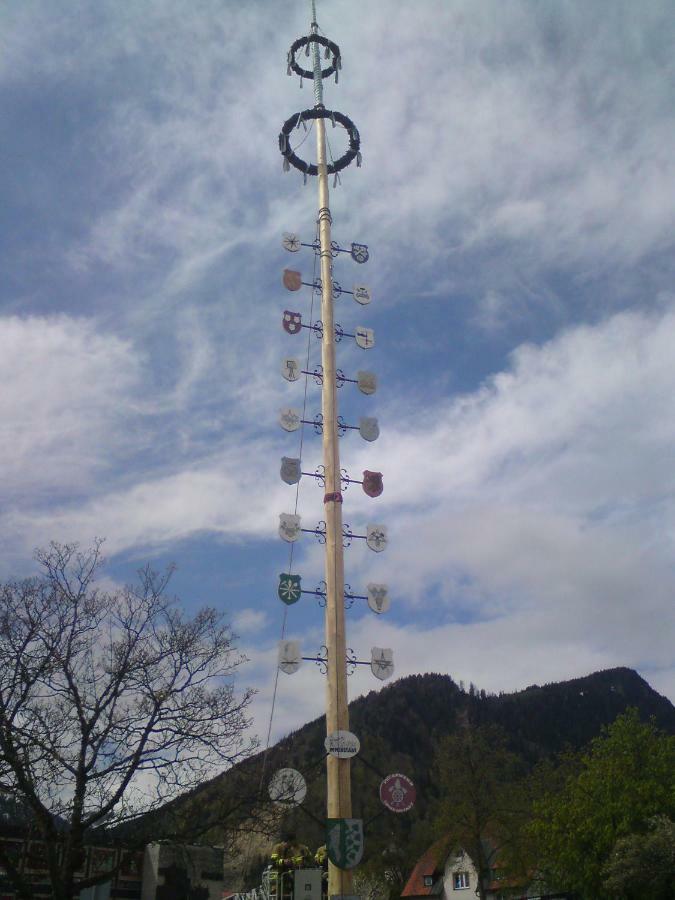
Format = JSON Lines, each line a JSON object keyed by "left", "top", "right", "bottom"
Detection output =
{"left": 434, "top": 724, "right": 528, "bottom": 900}
{"left": 0, "top": 542, "right": 256, "bottom": 900}
{"left": 603, "top": 815, "right": 675, "bottom": 899}
{"left": 528, "top": 708, "right": 675, "bottom": 899}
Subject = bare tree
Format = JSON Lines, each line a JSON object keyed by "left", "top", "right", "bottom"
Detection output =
{"left": 0, "top": 541, "right": 257, "bottom": 900}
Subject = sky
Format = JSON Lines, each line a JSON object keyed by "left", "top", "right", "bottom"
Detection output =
{"left": 1, "top": 0, "right": 674, "bottom": 750}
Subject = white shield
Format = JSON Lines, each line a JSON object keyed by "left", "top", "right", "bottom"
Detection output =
{"left": 279, "top": 407, "right": 301, "bottom": 432}
{"left": 366, "top": 524, "right": 387, "bottom": 553}
{"left": 278, "top": 640, "right": 301, "bottom": 674}
{"left": 282, "top": 357, "right": 301, "bottom": 382}
{"left": 357, "top": 371, "right": 377, "bottom": 395}
{"left": 279, "top": 513, "right": 301, "bottom": 542}
{"left": 280, "top": 457, "right": 301, "bottom": 485}
{"left": 371, "top": 647, "right": 394, "bottom": 681}
{"left": 282, "top": 232, "right": 301, "bottom": 252}
{"left": 367, "top": 583, "right": 390, "bottom": 614}
{"left": 353, "top": 284, "right": 371, "bottom": 305}
{"left": 355, "top": 327, "right": 375, "bottom": 350}
{"left": 359, "top": 417, "right": 379, "bottom": 442}
{"left": 268, "top": 767, "right": 307, "bottom": 806}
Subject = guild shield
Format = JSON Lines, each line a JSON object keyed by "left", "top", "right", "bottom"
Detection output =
{"left": 362, "top": 470, "right": 383, "bottom": 498}
{"left": 280, "top": 457, "right": 301, "bottom": 485}
{"left": 279, "top": 513, "right": 301, "bottom": 542}
{"left": 353, "top": 284, "right": 371, "bottom": 305}
{"left": 279, "top": 408, "right": 301, "bottom": 432}
{"left": 282, "top": 232, "right": 301, "bottom": 252}
{"left": 278, "top": 573, "right": 302, "bottom": 605}
{"left": 366, "top": 523, "right": 387, "bottom": 552}
{"left": 355, "top": 327, "right": 375, "bottom": 350}
{"left": 357, "top": 371, "right": 377, "bottom": 395}
{"left": 326, "top": 818, "right": 364, "bottom": 869}
{"left": 281, "top": 357, "right": 300, "bottom": 382}
{"left": 283, "top": 269, "right": 302, "bottom": 291}
{"left": 278, "top": 640, "right": 301, "bottom": 674}
{"left": 269, "top": 767, "right": 307, "bottom": 806}
{"left": 367, "top": 583, "right": 390, "bottom": 614}
{"left": 283, "top": 310, "right": 302, "bottom": 334}
{"left": 359, "top": 417, "right": 379, "bottom": 442}
{"left": 350, "top": 243, "right": 369, "bottom": 264}
{"left": 371, "top": 647, "right": 394, "bottom": 681}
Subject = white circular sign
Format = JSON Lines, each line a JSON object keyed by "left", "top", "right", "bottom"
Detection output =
{"left": 324, "top": 730, "right": 361, "bottom": 759}
{"left": 268, "top": 768, "right": 307, "bottom": 807}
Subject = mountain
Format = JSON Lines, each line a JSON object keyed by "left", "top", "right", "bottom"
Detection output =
{"left": 127, "top": 667, "right": 675, "bottom": 881}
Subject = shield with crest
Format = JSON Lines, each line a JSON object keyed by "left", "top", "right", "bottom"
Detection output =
{"left": 279, "top": 408, "right": 301, "bottom": 432}
{"left": 326, "top": 818, "right": 364, "bottom": 870}
{"left": 350, "top": 243, "right": 369, "bottom": 264}
{"left": 280, "top": 457, "right": 301, "bottom": 485}
{"left": 282, "top": 232, "right": 301, "bottom": 253}
{"left": 362, "top": 470, "right": 383, "bottom": 497}
{"left": 355, "top": 327, "right": 375, "bottom": 350}
{"left": 279, "top": 513, "right": 301, "bottom": 543}
{"left": 278, "top": 640, "right": 301, "bottom": 674}
{"left": 359, "top": 417, "right": 379, "bottom": 442}
{"left": 371, "top": 647, "right": 394, "bottom": 681}
{"left": 278, "top": 573, "right": 302, "bottom": 605}
{"left": 283, "top": 269, "right": 302, "bottom": 291}
{"left": 353, "top": 284, "right": 371, "bottom": 305}
{"left": 357, "top": 371, "right": 377, "bottom": 395}
{"left": 281, "top": 357, "right": 300, "bottom": 382}
{"left": 366, "top": 523, "right": 387, "bottom": 552}
{"left": 282, "top": 310, "right": 302, "bottom": 334}
{"left": 367, "top": 583, "right": 390, "bottom": 614}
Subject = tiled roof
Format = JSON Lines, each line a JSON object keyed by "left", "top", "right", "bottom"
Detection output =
{"left": 400, "top": 836, "right": 453, "bottom": 898}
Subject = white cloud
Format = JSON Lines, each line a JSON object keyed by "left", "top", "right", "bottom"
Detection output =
{"left": 0, "top": 315, "right": 142, "bottom": 498}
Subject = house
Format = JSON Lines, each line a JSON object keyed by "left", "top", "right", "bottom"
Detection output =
{"left": 400, "top": 836, "right": 571, "bottom": 900}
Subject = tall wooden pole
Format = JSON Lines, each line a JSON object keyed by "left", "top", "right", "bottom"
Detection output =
{"left": 310, "top": 4, "right": 353, "bottom": 897}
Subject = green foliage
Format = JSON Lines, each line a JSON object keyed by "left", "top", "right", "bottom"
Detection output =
{"left": 433, "top": 724, "right": 530, "bottom": 900}
{"left": 602, "top": 815, "right": 675, "bottom": 899}
{"left": 528, "top": 708, "right": 675, "bottom": 899}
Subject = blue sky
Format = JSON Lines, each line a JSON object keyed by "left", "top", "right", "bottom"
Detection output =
{"left": 1, "top": 0, "right": 675, "bottom": 745}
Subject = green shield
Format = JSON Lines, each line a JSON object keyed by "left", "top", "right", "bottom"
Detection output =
{"left": 278, "top": 573, "right": 302, "bottom": 605}
{"left": 326, "top": 818, "right": 364, "bottom": 869}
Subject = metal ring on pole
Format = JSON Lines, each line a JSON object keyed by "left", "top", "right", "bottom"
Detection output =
{"left": 287, "top": 35, "right": 341, "bottom": 81}
{"left": 279, "top": 108, "right": 361, "bottom": 176}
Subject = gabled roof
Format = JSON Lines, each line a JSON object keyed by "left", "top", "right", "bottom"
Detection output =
{"left": 400, "top": 836, "right": 454, "bottom": 898}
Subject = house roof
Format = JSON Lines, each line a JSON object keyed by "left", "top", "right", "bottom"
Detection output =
{"left": 400, "top": 836, "right": 454, "bottom": 898}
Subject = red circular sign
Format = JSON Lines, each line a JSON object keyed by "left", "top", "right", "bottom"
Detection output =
{"left": 380, "top": 773, "right": 416, "bottom": 813}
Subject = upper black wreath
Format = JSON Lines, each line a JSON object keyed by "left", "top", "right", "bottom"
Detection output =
{"left": 287, "top": 35, "right": 341, "bottom": 80}
{"left": 279, "top": 108, "right": 361, "bottom": 176}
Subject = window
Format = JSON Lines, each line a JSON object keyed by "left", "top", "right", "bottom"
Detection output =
{"left": 453, "top": 872, "right": 470, "bottom": 890}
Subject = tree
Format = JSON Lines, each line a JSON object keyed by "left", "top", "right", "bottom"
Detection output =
{"left": 433, "top": 724, "right": 528, "bottom": 900}
{"left": 0, "top": 541, "right": 256, "bottom": 900}
{"left": 602, "top": 815, "right": 675, "bottom": 899}
{"left": 528, "top": 708, "right": 675, "bottom": 899}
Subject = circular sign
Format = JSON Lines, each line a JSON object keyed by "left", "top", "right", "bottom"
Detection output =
{"left": 324, "top": 730, "right": 361, "bottom": 759}
{"left": 380, "top": 773, "right": 416, "bottom": 813}
{"left": 268, "top": 768, "right": 307, "bottom": 808}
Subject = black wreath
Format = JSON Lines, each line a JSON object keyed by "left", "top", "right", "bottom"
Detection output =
{"left": 279, "top": 108, "right": 360, "bottom": 176}
{"left": 287, "top": 35, "right": 341, "bottom": 80}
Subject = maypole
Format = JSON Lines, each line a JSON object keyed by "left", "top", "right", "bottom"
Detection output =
{"left": 270, "top": 3, "right": 415, "bottom": 898}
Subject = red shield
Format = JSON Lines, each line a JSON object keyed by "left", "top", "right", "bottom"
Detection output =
{"left": 282, "top": 310, "right": 302, "bottom": 334}
{"left": 362, "top": 470, "right": 383, "bottom": 498}
{"left": 283, "top": 269, "right": 302, "bottom": 291}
